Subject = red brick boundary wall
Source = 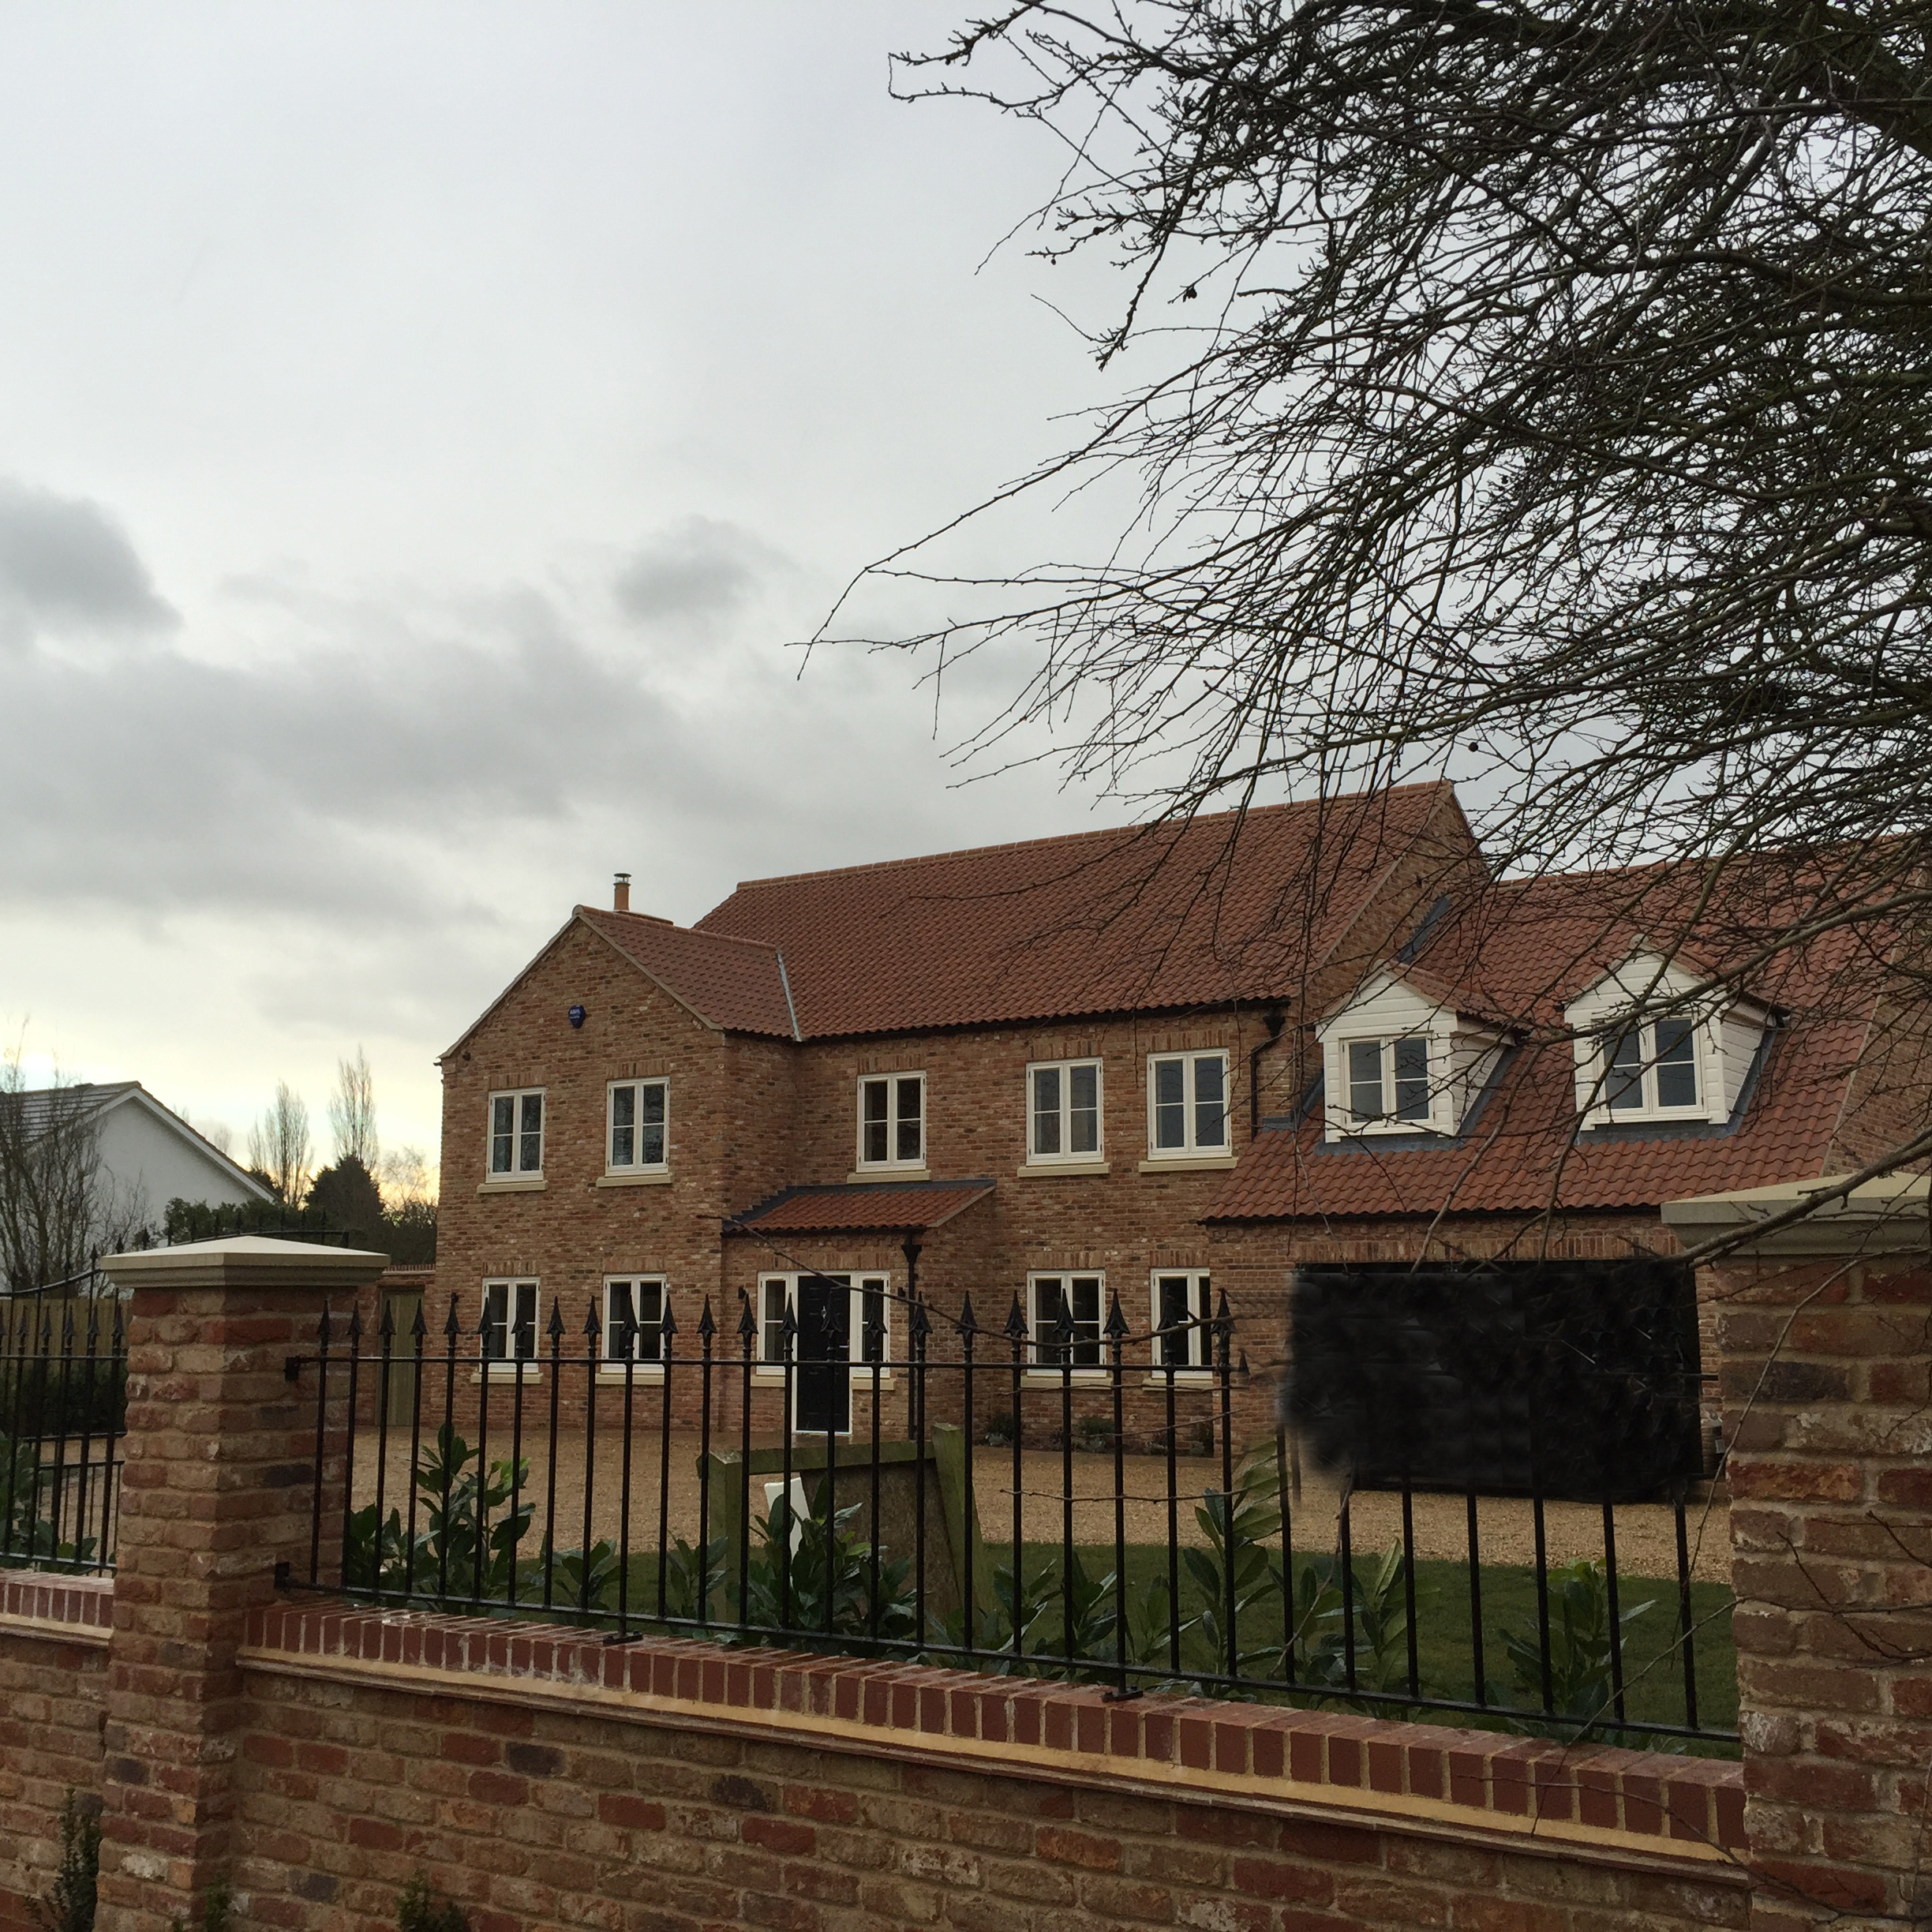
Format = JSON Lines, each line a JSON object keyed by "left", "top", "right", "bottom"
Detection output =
{"left": 0, "top": 1574, "right": 111, "bottom": 1930}
{"left": 231, "top": 1600, "right": 1746, "bottom": 1930}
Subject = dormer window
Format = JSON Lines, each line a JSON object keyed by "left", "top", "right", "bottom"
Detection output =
{"left": 1565, "top": 949, "right": 1771, "bottom": 1129}
{"left": 1316, "top": 969, "right": 1503, "bottom": 1141}
{"left": 1347, "top": 1038, "right": 1432, "bottom": 1125}
{"left": 1604, "top": 1019, "right": 1700, "bottom": 1115}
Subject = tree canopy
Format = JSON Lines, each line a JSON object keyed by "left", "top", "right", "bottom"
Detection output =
{"left": 857, "top": 2, "right": 1932, "bottom": 915}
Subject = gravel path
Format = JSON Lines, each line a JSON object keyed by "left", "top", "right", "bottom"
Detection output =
{"left": 353, "top": 1428, "right": 1730, "bottom": 1586}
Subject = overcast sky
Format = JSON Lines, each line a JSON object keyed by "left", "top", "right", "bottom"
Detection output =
{"left": 0, "top": 4, "right": 1140, "bottom": 1171}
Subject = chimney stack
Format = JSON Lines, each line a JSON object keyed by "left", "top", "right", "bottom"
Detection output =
{"left": 614, "top": 872, "right": 631, "bottom": 913}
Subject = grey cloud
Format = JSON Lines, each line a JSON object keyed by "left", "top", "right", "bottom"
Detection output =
{"left": 0, "top": 479, "right": 174, "bottom": 633}
{"left": 612, "top": 515, "right": 785, "bottom": 623}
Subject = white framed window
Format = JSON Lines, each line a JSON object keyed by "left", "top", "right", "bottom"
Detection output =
{"left": 1601, "top": 1018, "right": 1702, "bottom": 1118}
{"left": 603, "top": 1277, "right": 667, "bottom": 1367}
{"left": 857, "top": 1073, "right": 924, "bottom": 1170}
{"left": 1151, "top": 1270, "right": 1215, "bottom": 1373}
{"left": 757, "top": 1273, "right": 891, "bottom": 1368}
{"left": 481, "top": 1279, "right": 539, "bottom": 1364}
{"left": 487, "top": 1089, "right": 545, "bottom": 1177}
{"left": 607, "top": 1078, "right": 668, "bottom": 1172}
{"left": 1028, "top": 1059, "right": 1103, "bottom": 1163}
{"left": 1344, "top": 1037, "right": 1433, "bottom": 1129}
{"left": 1028, "top": 1272, "right": 1105, "bottom": 1372}
{"left": 1146, "top": 1053, "right": 1229, "bottom": 1157}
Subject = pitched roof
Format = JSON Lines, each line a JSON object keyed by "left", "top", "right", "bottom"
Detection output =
{"left": 5, "top": 1080, "right": 140, "bottom": 1138}
{"left": 1208, "top": 867, "right": 1889, "bottom": 1222}
{"left": 725, "top": 1180, "right": 995, "bottom": 1236}
{"left": 576, "top": 908, "right": 796, "bottom": 1038}
{"left": 693, "top": 783, "right": 1466, "bottom": 1038}
{"left": 3, "top": 1082, "right": 271, "bottom": 1202}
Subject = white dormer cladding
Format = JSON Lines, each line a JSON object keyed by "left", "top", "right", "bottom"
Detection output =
{"left": 1564, "top": 950, "right": 1773, "bottom": 1129}
{"left": 1316, "top": 969, "right": 1507, "bottom": 1140}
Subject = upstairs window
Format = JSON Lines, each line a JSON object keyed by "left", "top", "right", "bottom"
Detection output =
{"left": 1603, "top": 1018, "right": 1701, "bottom": 1116}
{"left": 604, "top": 1278, "right": 666, "bottom": 1365}
{"left": 1152, "top": 1271, "right": 1215, "bottom": 1372}
{"left": 481, "top": 1279, "right": 538, "bottom": 1363}
{"left": 858, "top": 1073, "right": 924, "bottom": 1170}
{"left": 1346, "top": 1037, "right": 1432, "bottom": 1127}
{"left": 1028, "top": 1272, "right": 1104, "bottom": 1371}
{"left": 1148, "top": 1052, "right": 1229, "bottom": 1156}
{"left": 488, "top": 1090, "right": 544, "bottom": 1177}
{"left": 607, "top": 1079, "right": 668, "bottom": 1171}
{"left": 1028, "top": 1059, "right": 1103, "bottom": 1162}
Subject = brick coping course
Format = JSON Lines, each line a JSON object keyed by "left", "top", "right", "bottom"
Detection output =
{"left": 0, "top": 1570, "right": 112, "bottom": 1644}
{"left": 227, "top": 1592, "right": 1745, "bottom": 1877}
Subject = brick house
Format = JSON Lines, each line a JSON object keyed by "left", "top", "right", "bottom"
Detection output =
{"left": 430, "top": 782, "right": 1481, "bottom": 1446}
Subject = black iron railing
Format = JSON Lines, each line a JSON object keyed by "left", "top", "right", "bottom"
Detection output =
{"left": 290, "top": 1282, "right": 1736, "bottom": 1748}
{"left": 0, "top": 1265, "right": 125, "bottom": 1574}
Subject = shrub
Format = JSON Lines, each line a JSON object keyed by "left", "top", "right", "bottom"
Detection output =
{"left": 30, "top": 1791, "right": 99, "bottom": 1932}
{"left": 397, "top": 1872, "right": 467, "bottom": 1932}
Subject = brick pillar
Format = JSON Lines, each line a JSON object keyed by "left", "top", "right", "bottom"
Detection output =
{"left": 1665, "top": 1181, "right": 1932, "bottom": 1932}
{"left": 94, "top": 1236, "right": 386, "bottom": 1932}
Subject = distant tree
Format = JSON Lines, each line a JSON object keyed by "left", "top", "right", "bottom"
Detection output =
{"left": 378, "top": 1144, "right": 436, "bottom": 1265}
{"left": 305, "top": 1155, "right": 386, "bottom": 1250}
{"left": 328, "top": 1049, "right": 378, "bottom": 1167}
{"left": 247, "top": 1084, "right": 312, "bottom": 1208}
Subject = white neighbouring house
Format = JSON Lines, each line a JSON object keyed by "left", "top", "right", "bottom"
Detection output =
{"left": 14, "top": 1081, "right": 272, "bottom": 1237}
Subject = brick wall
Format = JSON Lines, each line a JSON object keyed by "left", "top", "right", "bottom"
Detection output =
{"left": 232, "top": 1602, "right": 1747, "bottom": 1932}
{"left": 1711, "top": 1252, "right": 1932, "bottom": 1929}
{"left": 0, "top": 1575, "right": 110, "bottom": 1931}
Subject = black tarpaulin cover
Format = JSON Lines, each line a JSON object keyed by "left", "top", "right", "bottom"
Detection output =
{"left": 1287, "top": 1260, "right": 1702, "bottom": 1500}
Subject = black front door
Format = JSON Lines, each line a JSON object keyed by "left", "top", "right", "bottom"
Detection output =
{"left": 795, "top": 1273, "right": 852, "bottom": 1436}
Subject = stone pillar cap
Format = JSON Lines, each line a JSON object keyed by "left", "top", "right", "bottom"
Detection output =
{"left": 1663, "top": 1172, "right": 1931, "bottom": 1257}
{"left": 99, "top": 1234, "right": 391, "bottom": 1292}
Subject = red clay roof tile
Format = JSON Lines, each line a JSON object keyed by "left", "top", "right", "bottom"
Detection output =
{"left": 693, "top": 784, "right": 1466, "bottom": 1038}
{"left": 577, "top": 907, "right": 796, "bottom": 1038}
{"left": 726, "top": 1181, "right": 995, "bottom": 1236}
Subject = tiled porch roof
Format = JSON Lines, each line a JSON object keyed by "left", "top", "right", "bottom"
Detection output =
{"left": 724, "top": 1179, "right": 995, "bottom": 1236}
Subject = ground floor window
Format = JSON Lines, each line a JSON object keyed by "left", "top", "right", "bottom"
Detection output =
{"left": 603, "top": 1276, "right": 666, "bottom": 1365}
{"left": 1028, "top": 1272, "right": 1105, "bottom": 1370}
{"left": 1151, "top": 1269, "right": 1215, "bottom": 1371}
{"left": 480, "top": 1279, "right": 538, "bottom": 1363}
{"left": 757, "top": 1272, "right": 890, "bottom": 1368}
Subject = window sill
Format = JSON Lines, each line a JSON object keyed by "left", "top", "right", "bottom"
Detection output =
{"left": 1583, "top": 1110, "right": 1714, "bottom": 1131}
{"left": 471, "top": 1365, "right": 544, "bottom": 1382}
{"left": 1016, "top": 1160, "right": 1110, "bottom": 1179}
{"left": 1141, "top": 1371, "right": 1215, "bottom": 1388}
{"left": 846, "top": 1166, "right": 930, "bottom": 1184}
{"left": 1137, "top": 1155, "right": 1238, "bottom": 1174}
{"left": 750, "top": 1367, "right": 897, "bottom": 1385}
{"left": 1020, "top": 1369, "right": 1112, "bottom": 1385}
{"left": 477, "top": 1176, "right": 546, "bottom": 1194}
{"left": 593, "top": 1365, "right": 666, "bottom": 1382}
{"left": 597, "top": 1170, "right": 673, "bottom": 1188}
